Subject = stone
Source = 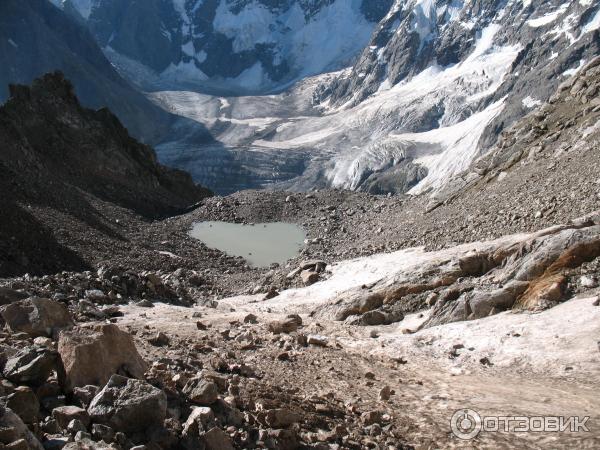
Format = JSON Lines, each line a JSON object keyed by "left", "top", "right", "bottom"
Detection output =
{"left": 52, "top": 406, "right": 90, "bottom": 430}
{"left": 300, "top": 271, "right": 319, "bottom": 286}
{"left": 268, "top": 318, "right": 299, "bottom": 334}
{"left": 148, "top": 332, "right": 170, "bottom": 347}
{"left": 88, "top": 374, "right": 167, "bottom": 434}
{"left": 182, "top": 379, "right": 219, "bottom": 405}
{"left": 135, "top": 300, "right": 154, "bottom": 308}
{"left": 263, "top": 409, "right": 301, "bottom": 428}
{"left": 1, "top": 298, "right": 73, "bottom": 338}
{"left": 91, "top": 423, "right": 115, "bottom": 442}
{"left": 66, "top": 419, "right": 87, "bottom": 435}
{"left": 33, "top": 337, "right": 54, "bottom": 349}
{"left": 0, "top": 288, "right": 28, "bottom": 306}
{"left": 201, "top": 427, "right": 234, "bottom": 450}
{"left": 299, "top": 260, "right": 327, "bottom": 273}
{"left": 580, "top": 275, "right": 598, "bottom": 288}
{"left": 58, "top": 324, "right": 147, "bottom": 392}
{"left": 360, "top": 310, "right": 387, "bottom": 326}
{"left": 593, "top": 297, "right": 600, "bottom": 307}
{"left": 243, "top": 314, "right": 258, "bottom": 324}
{"left": 0, "top": 406, "right": 44, "bottom": 450}
{"left": 3, "top": 347, "right": 59, "bottom": 386}
{"left": 360, "top": 410, "right": 383, "bottom": 426}
{"left": 196, "top": 321, "right": 208, "bottom": 330}
{"left": 307, "top": 335, "right": 328, "bottom": 347}
{"left": 72, "top": 385, "right": 99, "bottom": 407}
{"left": 265, "top": 429, "right": 299, "bottom": 450}
{"left": 42, "top": 435, "right": 69, "bottom": 450}
{"left": 183, "top": 407, "right": 215, "bottom": 435}
{"left": 378, "top": 386, "right": 392, "bottom": 401}
{"left": 5, "top": 387, "right": 39, "bottom": 425}
{"left": 264, "top": 288, "right": 280, "bottom": 300}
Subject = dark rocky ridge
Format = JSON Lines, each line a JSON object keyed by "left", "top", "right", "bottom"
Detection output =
{"left": 0, "top": 0, "right": 189, "bottom": 144}
{"left": 0, "top": 73, "right": 211, "bottom": 277}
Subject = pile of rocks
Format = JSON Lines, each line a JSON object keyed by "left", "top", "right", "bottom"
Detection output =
{"left": 0, "top": 266, "right": 211, "bottom": 316}
{"left": 0, "top": 285, "right": 408, "bottom": 449}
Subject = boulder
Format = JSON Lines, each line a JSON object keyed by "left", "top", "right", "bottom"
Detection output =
{"left": 262, "top": 409, "right": 301, "bottom": 428}
{"left": 58, "top": 324, "right": 147, "bottom": 392}
{"left": 469, "top": 281, "right": 530, "bottom": 319}
{"left": 243, "top": 314, "right": 258, "bottom": 324}
{"left": 148, "top": 332, "right": 170, "bottom": 347}
{"left": 182, "top": 379, "right": 219, "bottom": 405}
{"left": 0, "top": 288, "right": 28, "bottom": 306}
{"left": 360, "top": 310, "right": 387, "bottom": 326}
{"left": 52, "top": 406, "right": 90, "bottom": 430}
{"left": 299, "top": 260, "right": 327, "bottom": 273}
{"left": 88, "top": 375, "right": 167, "bottom": 434}
{"left": 183, "top": 407, "right": 215, "bottom": 436}
{"left": 1, "top": 298, "right": 73, "bottom": 337}
{"left": 268, "top": 317, "right": 300, "bottom": 334}
{"left": 307, "top": 335, "right": 328, "bottom": 347}
{"left": 3, "top": 346, "right": 60, "bottom": 386}
{"left": 0, "top": 406, "right": 44, "bottom": 450}
{"left": 202, "top": 427, "right": 234, "bottom": 450}
{"left": 4, "top": 386, "right": 39, "bottom": 425}
{"left": 300, "top": 271, "right": 319, "bottom": 286}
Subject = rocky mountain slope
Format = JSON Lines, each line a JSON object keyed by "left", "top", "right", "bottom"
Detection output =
{"left": 0, "top": 73, "right": 210, "bottom": 277}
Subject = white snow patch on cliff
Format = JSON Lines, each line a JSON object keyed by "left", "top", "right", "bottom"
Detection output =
{"left": 522, "top": 96, "right": 542, "bottom": 108}
{"left": 526, "top": 3, "right": 569, "bottom": 28}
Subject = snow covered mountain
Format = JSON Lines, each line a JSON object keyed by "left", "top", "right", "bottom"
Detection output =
{"left": 146, "top": 0, "right": 600, "bottom": 194}
{"left": 53, "top": 0, "right": 392, "bottom": 94}
{"left": 49, "top": 0, "right": 600, "bottom": 195}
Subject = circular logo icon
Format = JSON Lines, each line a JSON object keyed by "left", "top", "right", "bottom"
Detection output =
{"left": 451, "top": 409, "right": 483, "bottom": 440}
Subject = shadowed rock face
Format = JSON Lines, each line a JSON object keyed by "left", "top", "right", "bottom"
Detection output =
{"left": 0, "top": 0, "right": 181, "bottom": 144}
{"left": 0, "top": 73, "right": 211, "bottom": 277}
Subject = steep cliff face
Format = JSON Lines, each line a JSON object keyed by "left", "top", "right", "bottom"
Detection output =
{"left": 128, "top": 0, "right": 600, "bottom": 195}
{"left": 0, "top": 73, "right": 211, "bottom": 276}
{"left": 55, "top": 0, "right": 391, "bottom": 94}
{"left": 313, "top": 0, "right": 600, "bottom": 192}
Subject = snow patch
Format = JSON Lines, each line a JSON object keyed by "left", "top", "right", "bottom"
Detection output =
{"left": 526, "top": 3, "right": 569, "bottom": 28}
{"left": 522, "top": 96, "right": 542, "bottom": 108}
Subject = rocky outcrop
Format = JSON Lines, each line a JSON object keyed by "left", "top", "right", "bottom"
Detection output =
{"left": 312, "top": 213, "right": 600, "bottom": 329}
{"left": 0, "top": 73, "right": 211, "bottom": 277}
{"left": 57, "top": 324, "right": 147, "bottom": 392}
{"left": 0, "top": 0, "right": 190, "bottom": 144}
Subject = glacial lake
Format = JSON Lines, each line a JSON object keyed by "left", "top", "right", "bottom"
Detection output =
{"left": 190, "top": 221, "right": 306, "bottom": 267}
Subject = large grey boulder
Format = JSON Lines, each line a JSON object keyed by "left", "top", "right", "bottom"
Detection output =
{"left": 1, "top": 298, "right": 73, "bottom": 337}
{"left": 87, "top": 375, "right": 167, "bottom": 434}
{"left": 0, "top": 405, "right": 44, "bottom": 450}
{"left": 58, "top": 324, "right": 147, "bottom": 392}
{"left": 3, "top": 346, "right": 61, "bottom": 386}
